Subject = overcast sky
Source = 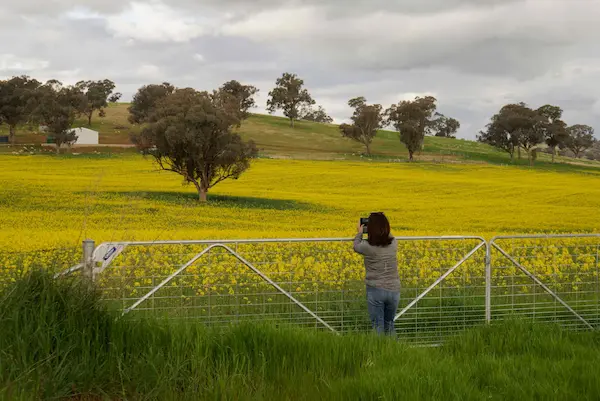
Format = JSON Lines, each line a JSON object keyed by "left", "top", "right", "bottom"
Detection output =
{"left": 1, "top": 0, "right": 600, "bottom": 139}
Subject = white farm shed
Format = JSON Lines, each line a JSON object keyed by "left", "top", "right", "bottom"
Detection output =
{"left": 70, "top": 127, "right": 99, "bottom": 145}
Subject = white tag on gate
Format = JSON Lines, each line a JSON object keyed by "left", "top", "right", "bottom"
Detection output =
{"left": 101, "top": 244, "right": 126, "bottom": 268}
{"left": 93, "top": 243, "right": 127, "bottom": 274}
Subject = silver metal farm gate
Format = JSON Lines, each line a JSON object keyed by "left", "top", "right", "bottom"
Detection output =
{"left": 54, "top": 234, "right": 600, "bottom": 344}
{"left": 489, "top": 234, "right": 600, "bottom": 330}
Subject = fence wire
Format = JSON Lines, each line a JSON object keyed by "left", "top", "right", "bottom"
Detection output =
{"left": 92, "top": 237, "right": 486, "bottom": 344}
{"left": 490, "top": 236, "right": 600, "bottom": 330}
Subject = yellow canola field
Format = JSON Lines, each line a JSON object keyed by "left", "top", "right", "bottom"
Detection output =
{"left": 1, "top": 155, "right": 600, "bottom": 252}
{"left": 2, "top": 154, "right": 600, "bottom": 254}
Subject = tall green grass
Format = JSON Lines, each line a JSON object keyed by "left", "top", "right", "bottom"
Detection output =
{"left": 2, "top": 271, "right": 600, "bottom": 400}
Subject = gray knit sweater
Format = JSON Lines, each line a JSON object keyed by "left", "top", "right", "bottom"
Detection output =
{"left": 353, "top": 233, "right": 401, "bottom": 291}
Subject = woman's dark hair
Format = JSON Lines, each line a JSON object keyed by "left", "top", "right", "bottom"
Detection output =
{"left": 367, "top": 212, "right": 393, "bottom": 246}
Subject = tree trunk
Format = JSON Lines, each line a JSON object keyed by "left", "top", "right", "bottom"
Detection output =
{"left": 56, "top": 143, "right": 61, "bottom": 154}
{"left": 290, "top": 118, "right": 294, "bottom": 128}
{"left": 528, "top": 150, "right": 533, "bottom": 167}
{"left": 518, "top": 147, "right": 521, "bottom": 160}
{"left": 88, "top": 112, "right": 93, "bottom": 126}
{"left": 551, "top": 146, "right": 556, "bottom": 163}
{"left": 510, "top": 151, "right": 514, "bottom": 163}
{"left": 365, "top": 142, "right": 371, "bottom": 156}
{"left": 192, "top": 179, "right": 208, "bottom": 202}
{"left": 408, "top": 150, "right": 414, "bottom": 162}
{"left": 9, "top": 125, "right": 16, "bottom": 145}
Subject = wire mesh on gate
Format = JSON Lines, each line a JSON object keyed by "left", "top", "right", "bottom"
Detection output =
{"left": 16, "top": 234, "right": 600, "bottom": 344}
{"left": 490, "top": 235, "right": 600, "bottom": 330}
{"left": 90, "top": 237, "right": 487, "bottom": 344}
{"left": 395, "top": 239, "right": 486, "bottom": 344}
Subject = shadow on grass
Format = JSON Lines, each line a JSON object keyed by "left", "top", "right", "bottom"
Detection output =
{"left": 103, "top": 191, "right": 318, "bottom": 211}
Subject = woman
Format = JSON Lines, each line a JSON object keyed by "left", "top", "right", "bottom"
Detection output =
{"left": 353, "top": 212, "right": 400, "bottom": 336}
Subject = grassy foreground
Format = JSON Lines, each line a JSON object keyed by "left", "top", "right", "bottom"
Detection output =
{"left": 1, "top": 271, "right": 600, "bottom": 401}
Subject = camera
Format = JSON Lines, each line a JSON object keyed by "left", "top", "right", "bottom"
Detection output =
{"left": 360, "top": 217, "right": 369, "bottom": 233}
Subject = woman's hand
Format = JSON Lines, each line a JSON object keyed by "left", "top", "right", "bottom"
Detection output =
{"left": 357, "top": 223, "right": 364, "bottom": 235}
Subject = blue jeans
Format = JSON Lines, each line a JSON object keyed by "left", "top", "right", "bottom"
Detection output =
{"left": 366, "top": 286, "right": 400, "bottom": 336}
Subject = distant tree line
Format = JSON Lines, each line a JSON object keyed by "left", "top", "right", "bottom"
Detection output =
{"left": 263, "top": 73, "right": 462, "bottom": 160}
{"left": 0, "top": 76, "right": 121, "bottom": 152}
{"left": 1, "top": 72, "right": 598, "bottom": 200}
{"left": 337, "top": 95, "right": 460, "bottom": 160}
{"left": 477, "top": 103, "right": 597, "bottom": 165}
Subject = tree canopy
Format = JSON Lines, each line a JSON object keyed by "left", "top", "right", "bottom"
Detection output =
{"left": 479, "top": 103, "right": 577, "bottom": 165}
{"left": 31, "top": 80, "right": 87, "bottom": 153}
{"left": 433, "top": 114, "right": 460, "bottom": 138}
{"left": 564, "top": 124, "right": 595, "bottom": 158}
{"left": 75, "top": 79, "right": 122, "bottom": 126}
{"left": 301, "top": 105, "right": 333, "bottom": 123}
{"left": 339, "top": 97, "right": 383, "bottom": 155}
{"left": 478, "top": 103, "right": 534, "bottom": 163}
{"left": 266, "top": 73, "right": 315, "bottom": 128}
{"left": 131, "top": 88, "right": 258, "bottom": 201}
{"left": 128, "top": 82, "right": 175, "bottom": 124}
{"left": 537, "top": 105, "right": 568, "bottom": 163}
{"left": 0, "top": 76, "right": 41, "bottom": 144}
{"left": 385, "top": 96, "right": 438, "bottom": 161}
{"left": 218, "top": 80, "right": 258, "bottom": 121}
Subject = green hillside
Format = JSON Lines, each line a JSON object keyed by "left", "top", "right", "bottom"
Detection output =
{"left": 2, "top": 103, "right": 598, "bottom": 167}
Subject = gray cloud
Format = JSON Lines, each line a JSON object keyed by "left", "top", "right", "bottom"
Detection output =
{"left": 3, "top": 0, "right": 523, "bottom": 16}
{"left": 0, "top": 0, "right": 599, "bottom": 139}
